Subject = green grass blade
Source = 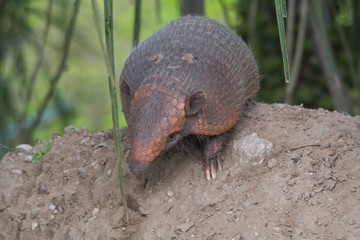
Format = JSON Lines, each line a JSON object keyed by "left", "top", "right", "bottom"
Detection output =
{"left": 275, "top": 0, "right": 291, "bottom": 83}
{"left": 91, "top": 0, "right": 129, "bottom": 223}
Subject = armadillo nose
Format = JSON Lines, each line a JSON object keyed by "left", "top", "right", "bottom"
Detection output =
{"left": 129, "top": 160, "right": 151, "bottom": 176}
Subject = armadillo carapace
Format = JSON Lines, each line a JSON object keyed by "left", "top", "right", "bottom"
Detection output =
{"left": 120, "top": 16, "right": 259, "bottom": 180}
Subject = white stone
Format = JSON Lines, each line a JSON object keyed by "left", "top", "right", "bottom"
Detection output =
{"left": 167, "top": 190, "right": 174, "bottom": 197}
{"left": 15, "top": 144, "right": 33, "bottom": 152}
{"left": 24, "top": 155, "right": 33, "bottom": 162}
{"left": 92, "top": 207, "right": 100, "bottom": 215}
{"left": 49, "top": 204, "right": 56, "bottom": 211}
{"left": 32, "top": 222, "right": 38, "bottom": 230}
{"left": 232, "top": 133, "right": 274, "bottom": 166}
{"left": 11, "top": 169, "right": 23, "bottom": 175}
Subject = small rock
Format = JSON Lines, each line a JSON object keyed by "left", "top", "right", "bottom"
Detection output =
{"left": 31, "top": 212, "right": 39, "bottom": 219}
{"left": 288, "top": 179, "right": 296, "bottom": 186}
{"left": 254, "top": 232, "right": 259, "bottom": 237}
{"left": 167, "top": 190, "right": 175, "bottom": 198}
{"left": 11, "top": 169, "right": 23, "bottom": 175}
{"left": 50, "top": 214, "right": 55, "bottom": 220}
{"left": 64, "top": 126, "right": 77, "bottom": 137}
{"left": 139, "top": 206, "right": 150, "bottom": 216}
{"left": 78, "top": 168, "right": 87, "bottom": 179}
{"left": 24, "top": 155, "right": 33, "bottom": 162}
{"left": 314, "top": 187, "right": 323, "bottom": 193}
{"left": 175, "top": 222, "right": 194, "bottom": 233}
{"left": 107, "top": 169, "right": 112, "bottom": 176}
{"left": 52, "top": 132, "right": 61, "bottom": 138}
{"left": 15, "top": 144, "right": 33, "bottom": 153}
{"left": 326, "top": 179, "right": 337, "bottom": 190}
{"left": 232, "top": 133, "right": 274, "bottom": 166}
{"left": 92, "top": 207, "right": 100, "bottom": 216}
{"left": 49, "top": 204, "right": 56, "bottom": 211}
{"left": 94, "top": 131, "right": 105, "bottom": 138}
{"left": 32, "top": 222, "right": 38, "bottom": 230}
{"left": 267, "top": 158, "right": 277, "bottom": 169}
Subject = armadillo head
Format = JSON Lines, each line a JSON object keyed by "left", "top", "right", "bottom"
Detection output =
{"left": 128, "top": 83, "right": 205, "bottom": 175}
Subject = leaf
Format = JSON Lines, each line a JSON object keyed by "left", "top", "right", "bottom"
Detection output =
{"left": 39, "top": 143, "right": 52, "bottom": 155}
{"left": 32, "top": 153, "right": 42, "bottom": 162}
{"left": 42, "top": 143, "right": 52, "bottom": 154}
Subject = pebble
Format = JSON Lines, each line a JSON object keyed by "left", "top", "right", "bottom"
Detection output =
{"left": 167, "top": 190, "right": 175, "bottom": 197}
{"left": 232, "top": 133, "right": 274, "bottom": 166}
{"left": 24, "top": 155, "right": 33, "bottom": 162}
{"left": 92, "top": 207, "right": 100, "bottom": 216}
{"left": 15, "top": 144, "right": 33, "bottom": 153}
{"left": 49, "top": 204, "right": 56, "bottom": 211}
{"left": 175, "top": 222, "right": 194, "bottom": 233}
{"left": 64, "top": 126, "right": 77, "bottom": 137}
{"left": 288, "top": 179, "right": 296, "bottom": 186}
{"left": 32, "top": 222, "right": 38, "bottom": 230}
{"left": 11, "top": 169, "right": 23, "bottom": 175}
{"left": 267, "top": 158, "right": 277, "bottom": 169}
{"left": 139, "top": 206, "right": 150, "bottom": 216}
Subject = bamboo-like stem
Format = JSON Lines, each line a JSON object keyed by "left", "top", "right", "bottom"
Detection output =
{"left": 154, "top": 0, "right": 162, "bottom": 23}
{"left": 285, "top": 0, "right": 308, "bottom": 103}
{"left": 286, "top": 0, "right": 295, "bottom": 65}
{"left": 328, "top": 0, "right": 358, "bottom": 87}
{"left": 91, "top": 0, "right": 129, "bottom": 222}
{"left": 308, "top": 1, "right": 354, "bottom": 115}
{"left": 133, "top": 0, "right": 142, "bottom": 48}
{"left": 248, "top": 0, "right": 258, "bottom": 48}
{"left": 218, "top": 0, "right": 231, "bottom": 27}
{"left": 274, "top": 0, "right": 291, "bottom": 83}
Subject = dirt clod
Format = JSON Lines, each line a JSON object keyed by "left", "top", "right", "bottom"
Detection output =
{"left": 0, "top": 103, "right": 359, "bottom": 239}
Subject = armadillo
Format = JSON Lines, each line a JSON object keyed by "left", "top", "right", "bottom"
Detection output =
{"left": 120, "top": 16, "right": 259, "bottom": 180}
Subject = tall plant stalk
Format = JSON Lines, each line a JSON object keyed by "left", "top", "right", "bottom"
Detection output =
{"left": 309, "top": 1, "right": 354, "bottom": 115}
{"left": 274, "top": 0, "right": 291, "bottom": 83}
{"left": 91, "top": 0, "right": 129, "bottom": 222}
{"left": 133, "top": 0, "right": 142, "bottom": 48}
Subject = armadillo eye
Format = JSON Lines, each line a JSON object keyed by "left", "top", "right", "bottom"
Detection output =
{"left": 168, "top": 133, "right": 176, "bottom": 141}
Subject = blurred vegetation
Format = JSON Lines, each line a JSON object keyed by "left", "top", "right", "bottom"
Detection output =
{"left": 1, "top": 0, "right": 359, "bottom": 159}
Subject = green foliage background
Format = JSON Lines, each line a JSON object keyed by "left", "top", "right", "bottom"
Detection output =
{"left": 0, "top": 0, "right": 359, "bottom": 158}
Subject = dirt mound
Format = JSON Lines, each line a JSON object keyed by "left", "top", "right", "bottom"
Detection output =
{"left": 1, "top": 103, "right": 359, "bottom": 239}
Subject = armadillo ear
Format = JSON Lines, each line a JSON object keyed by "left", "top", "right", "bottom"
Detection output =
{"left": 185, "top": 91, "right": 206, "bottom": 116}
{"left": 120, "top": 81, "right": 131, "bottom": 122}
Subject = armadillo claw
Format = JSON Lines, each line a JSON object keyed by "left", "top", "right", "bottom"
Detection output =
{"left": 210, "top": 161, "right": 217, "bottom": 180}
{"left": 217, "top": 155, "right": 223, "bottom": 171}
{"left": 206, "top": 168, "right": 211, "bottom": 181}
{"left": 205, "top": 159, "right": 220, "bottom": 181}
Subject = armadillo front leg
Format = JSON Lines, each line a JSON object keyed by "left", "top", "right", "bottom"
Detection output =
{"left": 203, "top": 134, "right": 227, "bottom": 180}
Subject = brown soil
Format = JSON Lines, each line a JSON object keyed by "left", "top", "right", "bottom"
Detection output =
{"left": 1, "top": 103, "right": 360, "bottom": 240}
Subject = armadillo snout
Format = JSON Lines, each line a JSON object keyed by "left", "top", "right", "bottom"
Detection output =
{"left": 129, "top": 160, "right": 151, "bottom": 176}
